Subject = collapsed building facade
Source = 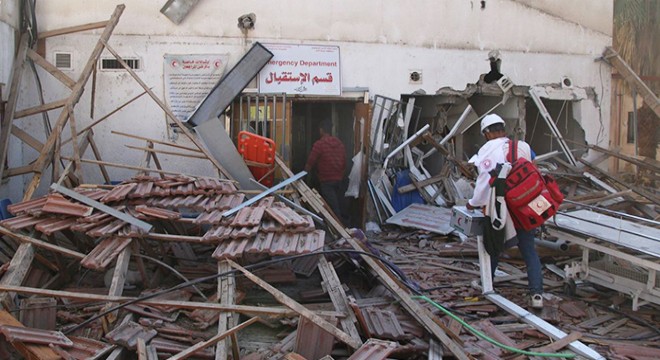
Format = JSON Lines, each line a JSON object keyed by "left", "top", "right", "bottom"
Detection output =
{"left": 1, "top": 1, "right": 659, "bottom": 360}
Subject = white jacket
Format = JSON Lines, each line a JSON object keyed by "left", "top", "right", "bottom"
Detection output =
{"left": 468, "top": 137, "right": 532, "bottom": 208}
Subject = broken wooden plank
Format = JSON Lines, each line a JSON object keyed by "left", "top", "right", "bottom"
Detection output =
{"left": 60, "top": 157, "right": 192, "bottom": 178}
{"left": 318, "top": 256, "right": 362, "bottom": 345}
{"left": 227, "top": 260, "right": 361, "bottom": 350}
{"left": 103, "top": 247, "right": 131, "bottom": 326}
{"left": 532, "top": 332, "right": 582, "bottom": 354}
{"left": 14, "top": 99, "right": 67, "bottom": 119}
{"left": 0, "top": 244, "right": 34, "bottom": 309}
{"left": 0, "top": 285, "right": 319, "bottom": 317}
{"left": 580, "top": 158, "right": 660, "bottom": 205}
{"left": 216, "top": 260, "right": 237, "bottom": 360}
{"left": 10, "top": 125, "right": 44, "bottom": 152}
{"left": 38, "top": 20, "right": 110, "bottom": 39}
{"left": 0, "top": 226, "right": 85, "bottom": 259}
{"left": 603, "top": 46, "right": 660, "bottom": 118}
{"left": 26, "top": 48, "right": 76, "bottom": 89}
{"left": 166, "top": 317, "right": 259, "bottom": 360}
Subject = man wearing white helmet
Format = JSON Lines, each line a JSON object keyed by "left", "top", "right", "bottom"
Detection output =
{"left": 466, "top": 114, "right": 544, "bottom": 308}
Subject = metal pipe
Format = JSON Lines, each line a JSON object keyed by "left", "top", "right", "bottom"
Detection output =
{"left": 222, "top": 171, "right": 307, "bottom": 217}
{"left": 534, "top": 238, "right": 569, "bottom": 252}
{"left": 367, "top": 180, "right": 384, "bottom": 224}
{"left": 383, "top": 124, "right": 430, "bottom": 170}
{"left": 248, "top": 178, "right": 323, "bottom": 224}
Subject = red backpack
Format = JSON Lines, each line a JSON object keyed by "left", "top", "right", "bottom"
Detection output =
{"left": 503, "top": 139, "right": 564, "bottom": 230}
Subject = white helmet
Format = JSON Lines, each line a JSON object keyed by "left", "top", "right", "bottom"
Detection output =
{"left": 480, "top": 114, "right": 505, "bottom": 133}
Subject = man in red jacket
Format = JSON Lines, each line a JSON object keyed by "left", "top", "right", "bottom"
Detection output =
{"left": 305, "top": 120, "right": 346, "bottom": 222}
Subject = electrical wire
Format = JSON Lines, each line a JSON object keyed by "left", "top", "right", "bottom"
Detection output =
{"left": 414, "top": 295, "right": 576, "bottom": 358}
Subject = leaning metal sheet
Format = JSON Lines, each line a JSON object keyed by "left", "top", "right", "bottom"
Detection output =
{"left": 386, "top": 203, "right": 454, "bottom": 235}
{"left": 553, "top": 210, "right": 660, "bottom": 257}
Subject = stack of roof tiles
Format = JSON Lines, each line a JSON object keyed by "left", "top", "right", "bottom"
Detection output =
{"left": 0, "top": 175, "right": 324, "bottom": 268}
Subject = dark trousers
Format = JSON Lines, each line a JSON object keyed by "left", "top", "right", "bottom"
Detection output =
{"left": 320, "top": 181, "right": 344, "bottom": 223}
{"left": 491, "top": 229, "right": 543, "bottom": 294}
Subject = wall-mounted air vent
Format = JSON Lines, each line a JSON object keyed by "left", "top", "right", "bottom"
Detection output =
{"left": 54, "top": 52, "right": 72, "bottom": 70}
{"left": 100, "top": 58, "right": 141, "bottom": 71}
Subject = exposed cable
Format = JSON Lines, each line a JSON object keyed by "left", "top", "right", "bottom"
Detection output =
{"left": 414, "top": 295, "right": 576, "bottom": 358}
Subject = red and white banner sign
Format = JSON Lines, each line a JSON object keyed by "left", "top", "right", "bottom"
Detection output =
{"left": 258, "top": 44, "right": 341, "bottom": 96}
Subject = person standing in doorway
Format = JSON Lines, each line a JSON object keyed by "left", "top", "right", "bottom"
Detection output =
{"left": 466, "top": 114, "right": 544, "bottom": 309}
{"left": 305, "top": 120, "right": 347, "bottom": 223}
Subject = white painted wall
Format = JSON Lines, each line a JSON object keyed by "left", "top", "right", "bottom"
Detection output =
{"left": 2, "top": 0, "right": 612, "bottom": 201}
{"left": 0, "top": 0, "right": 21, "bottom": 203}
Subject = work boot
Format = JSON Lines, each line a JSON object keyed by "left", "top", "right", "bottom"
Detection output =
{"left": 530, "top": 293, "right": 544, "bottom": 309}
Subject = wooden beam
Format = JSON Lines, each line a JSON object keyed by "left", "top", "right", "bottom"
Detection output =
{"left": 14, "top": 99, "right": 67, "bottom": 119}
{"left": 589, "top": 144, "right": 660, "bottom": 173}
{"left": 4, "top": 165, "right": 35, "bottom": 178}
{"left": 125, "top": 144, "right": 208, "bottom": 159}
{"left": 0, "top": 244, "right": 34, "bottom": 309}
{"left": 0, "top": 285, "right": 310, "bottom": 317}
{"left": 227, "top": 260, "right": 362, "bottom": 349}
{"left": 532, "top": 332, "right": 582, "bottom": 353}
{"left": 61, "top": 91, "right": 148, "bottom": 146}
{"left": 603, "top": 47, "right": 660, "bottom": 118}
{"left": 0, "top": 226, "right": 85, "bottom": 259}
{"left": 26, "top": 48, "right": 76, "bottom": 89}
{"left": 101, "top": 40, "right": 233, "bottom": 180}
{"left": 580, "top": 158, "right": 660, "bottom": 205}
{"left": 167, "top": 317, "right": 259, "bottom": 360}
{"left": 317, "top": 256, "right": 362, "bottom": 344}
{"left": 61, "top": 157, "right": 192, "bottom": 177}
{"left": 216, "top": 261, "right": 237, "bottom": 360}
{"left": 103, "top": 246, "right": 131, "bottom": 326}
{"left": 38, "top": 20, "right": 110, "bottom": 39}
{"left": 398, "top": 174, "right": 445, "bottom": 194}
{"left": 86, "top": 130, "right": 111, "bottom": 183}
{"left": 274, "top": 156, "right": 470, "bottom": 360}
{"left": 11, "top": 125, "right": 43, "bottom": 151}
{"left": 68, "top": 106, "right": 84, "bottom": 182}
{"left": 111, "top": 130, "right": 203, "bottom": 153}
{"left": 0, "top": 33, "right": 30, "bottom": 182}
{"left": 23, "top": 4, "right": 125, "bottom": 201}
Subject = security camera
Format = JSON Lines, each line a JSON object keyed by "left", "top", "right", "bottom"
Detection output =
{"left": 238, "top": 13, "right": 256, "bottom": 30}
